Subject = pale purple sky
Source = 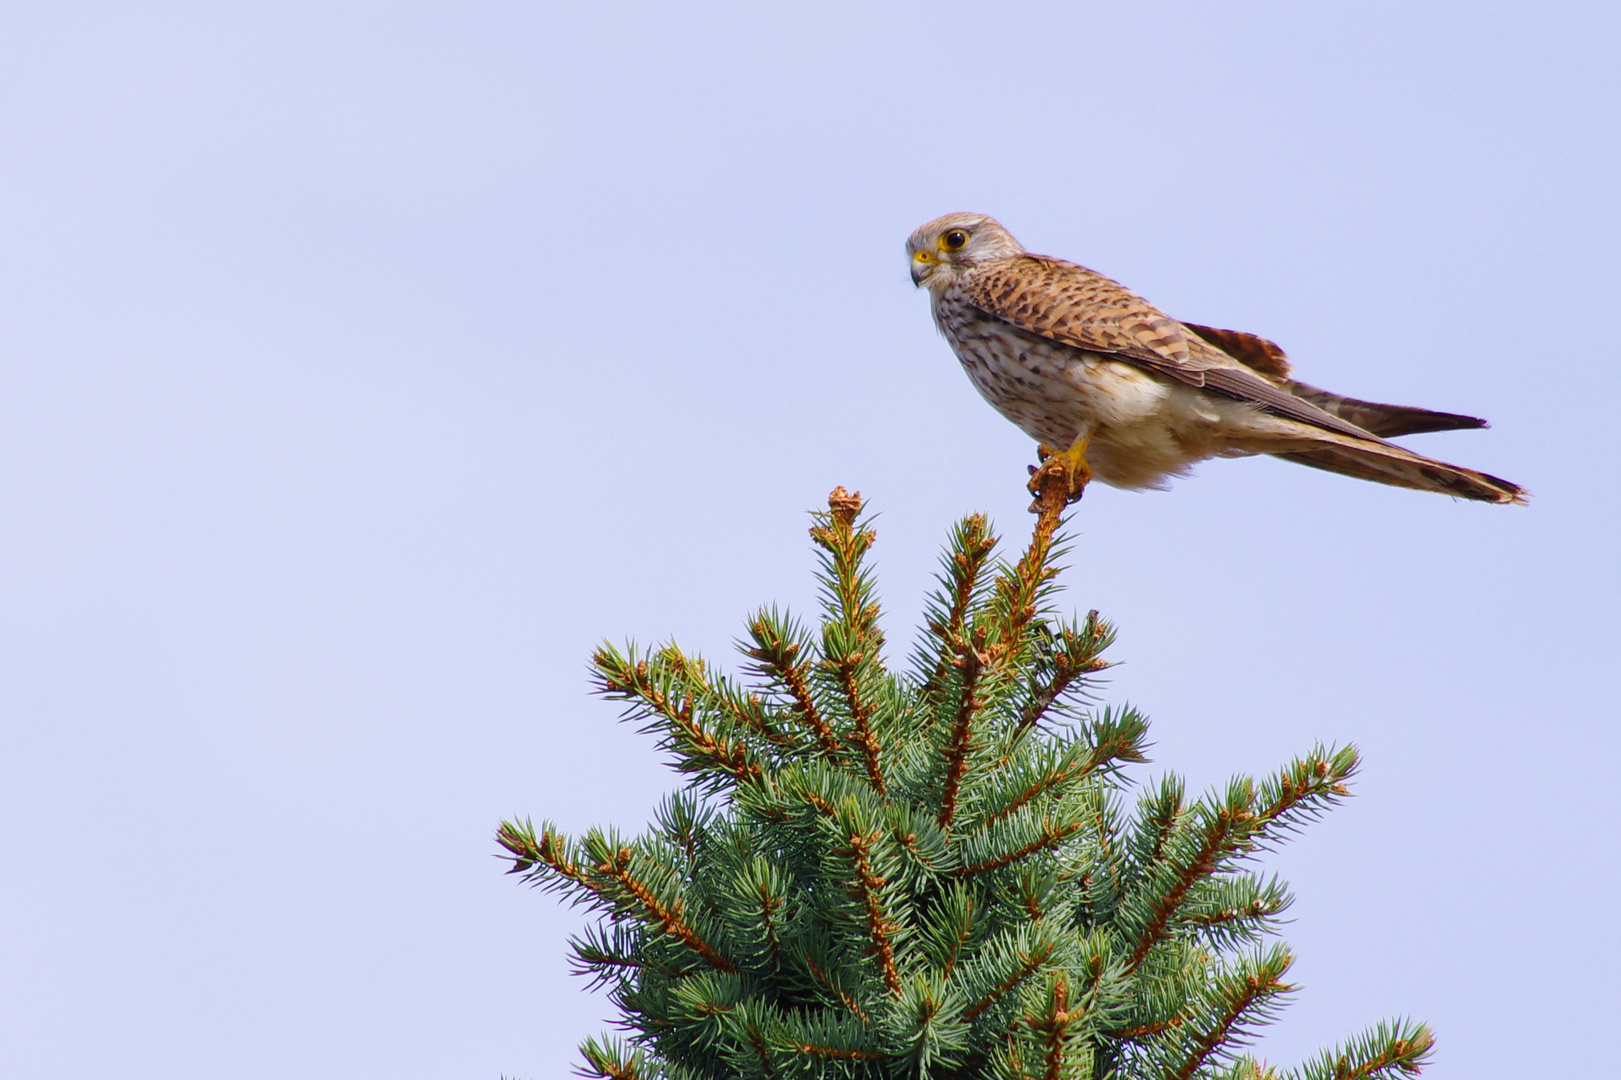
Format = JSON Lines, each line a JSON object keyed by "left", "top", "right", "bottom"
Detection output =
{"left": 2, "top": 3, "right": 1616, "bottom": 1077}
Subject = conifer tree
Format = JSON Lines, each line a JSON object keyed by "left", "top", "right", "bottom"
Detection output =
{"left": 497, "top": 468, "right": 1434, "bottom": 1079}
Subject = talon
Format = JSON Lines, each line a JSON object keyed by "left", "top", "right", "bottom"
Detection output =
{"left": 1025, "top": 433, "right": 1094, "bottom": 505}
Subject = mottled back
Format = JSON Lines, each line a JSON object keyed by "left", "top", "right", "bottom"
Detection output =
{"left": 961, "top": 256, "right": 1380, "bottom": 441}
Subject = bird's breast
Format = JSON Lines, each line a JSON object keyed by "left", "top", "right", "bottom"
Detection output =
{"left": 931, "top": 293, "right": 1170, "bottom": 446}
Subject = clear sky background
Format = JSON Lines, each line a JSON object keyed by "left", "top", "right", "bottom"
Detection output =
{"left": 2, "top": 3, "right": 1616, "bottom": 1077}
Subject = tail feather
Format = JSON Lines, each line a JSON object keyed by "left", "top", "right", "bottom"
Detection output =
{"left": 1273, "top": 438, "right": 1528, "bottom": 505}
{"left": 1285, "top": 381, "right": 1488, "bottom": 438}
{"left": 1182, "top": 323, "right": 1495, "bottom": 438}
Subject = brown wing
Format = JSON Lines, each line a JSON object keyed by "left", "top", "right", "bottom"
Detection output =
{"left": 963, "top": 256, "right": 1381, "bottom": 442}
{"left": 1181, "top": 323, "right": 1293, "bottom": 383}
{"left": 962, "top": 255, "right": 1201, "bottom": 369}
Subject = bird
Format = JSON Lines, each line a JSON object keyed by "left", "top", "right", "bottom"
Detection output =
{"left": 907, "top": 212, "right": 1527, "bottom": 505}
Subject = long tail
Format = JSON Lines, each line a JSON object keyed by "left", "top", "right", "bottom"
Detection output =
{"left": 1182, "top": 322, "right": 1497, "bottom": 437}
{"left": 1284, "top": 381, "right": 1488, "bottom": 438}
{"left": 1273, "top": 436, "right": 1528, "bottom": 505}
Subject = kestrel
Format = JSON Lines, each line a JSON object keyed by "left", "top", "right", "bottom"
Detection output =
{"left": 908, "top": 212, "right": 1526, "bottom": 505}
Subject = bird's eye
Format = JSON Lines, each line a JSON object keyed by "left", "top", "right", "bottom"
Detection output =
{"left": 941, "top": 230, "right": 969, "bottom": 251}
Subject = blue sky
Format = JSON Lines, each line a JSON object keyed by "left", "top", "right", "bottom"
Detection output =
{"left": 2, "top": 3, "right": 1616, "bottom": 1077}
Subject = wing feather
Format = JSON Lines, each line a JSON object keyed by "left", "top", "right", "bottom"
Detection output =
{"left": 963, "top": 256, "right": 1199, "bottom": 369}
{"left": 1180, "top": 323, "right": 1293, "bottom": 382}
{"left": 963, "top": 256, "right": 1381, "bottom": 442}
{"left": 1275, "top": 441, "right": 1527, "bottom": 505}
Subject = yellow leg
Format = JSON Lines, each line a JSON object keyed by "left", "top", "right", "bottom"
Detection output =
{"left": 1027, "top": 431, "right": 1093, "bottom": 506}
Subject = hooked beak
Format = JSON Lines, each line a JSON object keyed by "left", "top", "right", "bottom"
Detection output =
{"left": 910, "top": 250, "right": 936, "bottom": 286}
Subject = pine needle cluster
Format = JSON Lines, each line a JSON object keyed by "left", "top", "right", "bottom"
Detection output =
{"left": 497, "top": 480, "right": 1433, "bottom": 1080}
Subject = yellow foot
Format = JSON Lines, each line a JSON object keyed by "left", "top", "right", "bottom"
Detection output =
{"left": 1026, "top": 436, "right": 1093, "bottom": 510}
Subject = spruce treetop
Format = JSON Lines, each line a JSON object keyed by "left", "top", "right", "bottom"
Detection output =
{"left": 498, "top": 469, "right": 1433, "bottom": 1079}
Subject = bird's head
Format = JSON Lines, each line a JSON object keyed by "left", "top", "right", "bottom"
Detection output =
{"left": 907, "top": 213, "right": 1025, "bottom": 289}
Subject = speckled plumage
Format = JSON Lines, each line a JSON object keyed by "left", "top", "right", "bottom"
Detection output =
{"left": 907, "top": 212, "right": 1526, "bottom": 504}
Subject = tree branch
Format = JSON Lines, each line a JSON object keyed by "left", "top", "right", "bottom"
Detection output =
{"left": 847, "top": 828, "right": 903, "bottom": 997}
{"left": 1127, "top": 806, "right": 1251, "bottom": 973}
{"left": 922, "top": 514, "right": 996, "bottom": 698}
{"left": 937, "top": 637, "right": 987, "bottom": 830}
{"left": 598, "top": 844, "right": 736, "bottom": 974}
{"left": 745, "top": 621, "right": 840, "bottom": 755}
{"left": 956, "top": 818, "right": 1086, "bottom": 878}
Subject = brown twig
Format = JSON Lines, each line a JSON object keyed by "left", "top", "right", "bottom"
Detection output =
{"left": 1126, "top": 808, "right": 1249, "bottom": 973}
{"left": 1108, "top": 1014, "right": 1188, "bottom": 1040}
{"left": 847, "top": 829, "right": 903, "bottom": 996}
{"left": 580, "top": 1044, "right": 648, "bottom": 1080}
{"left": 496, "top": 820, "right": 584, "bottom": 882}
{"left": 833, "top": 655, "right": 887, "bottom": 794}
{"left": 1037, "top": 976, "right": 1075, "bottom": 1080}
{"left": 1020, "top": 460, "right": 1072, "bottom": 580}
{"left": 1164, "top": 967, "right": 1292, "bottom": 1080}
{"left": 988, "top": 459, "right": 1070, "bottom": 668}
{"left": 663, "top": 650, "right": 798, "bottom": 752}
{"left": 803, "top": 956, "right": 869, "bottom": 1023}
{"left": 1144, "top": 792, "right": 1184, "bottom": 869}
{"left": 746, "top": 626, "right": 840, "bottom": 755}
{"left": 1257, "top": 753, "right": 1355, "bottom": 829}
{"left": 955, "top": 818, "right": 1086, "bottom": 878}
{"left": 938, "top": 462, "right": 1077, "bottom": 832}
{"left": 812, "top": 489, "right": 888, "bottom": 793}
{"left": 1002, "top": 613, "right": 1114, "bottom": 753}
{"left": 962, "top": 941, "right": 1057, "bottom": 1022}
{"left": 936, "top": 636, "right": 987, "bottom": 829}
{"left": 1329, "top": 1031, "right": 1435, "bottom": 1080}
{"left": 1184, "top": 901, "right": 1275, "bottom": 928}
{"left": 1006, "top": 664, "right": 1082, "bottom": 749}
{"left": 894, "top": 828, "right": 947, "bottom": 874}
{"left": 812, "top": 488, "right": 879, "bottom": 638}
{"left": 754, "top": 879, "right": 785, "bottom": 965}
{"left": 745, "top": 1023, "right": 777, "bottom": 1078}
{"left": 599, "top": 845, "right": 736, "bottom": 974}
{"left": 975, "top": 745, "right": 1116, "bottom": 834}
{"left": 937, "top": 898, "right": 976, "bottom": 979}
{"left": 796, "top": 1043, "right": 888, "bottom": 1061}
{"left": 922, "top": 514, "right": 996, "bottom": 698}
{"left": 596, "top": 652, "right": 765, "bottom": 785}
